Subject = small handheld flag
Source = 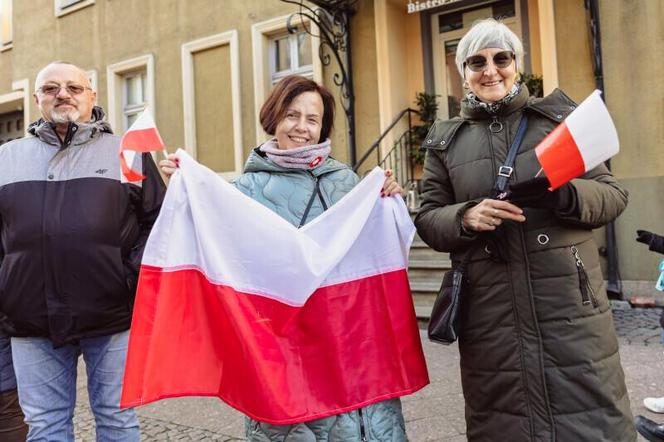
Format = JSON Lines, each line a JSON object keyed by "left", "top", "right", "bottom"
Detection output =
{"left": 535, "top": 90, "right": 619, "bottom": 189}
{"left": 119, "top": 109, "right": 165, "bottom": 182}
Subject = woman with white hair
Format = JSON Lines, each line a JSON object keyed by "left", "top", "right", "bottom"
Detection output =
{"left": 415, "top": 18, "right": 635, "bottom": 441}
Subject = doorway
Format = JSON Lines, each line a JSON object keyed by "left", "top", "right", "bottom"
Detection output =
{"left": 431, "top": 0, "right": 522, "bottom": 119}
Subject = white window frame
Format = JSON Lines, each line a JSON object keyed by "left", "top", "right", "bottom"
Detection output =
{"left": 181, "top": 30, "right": 243, "bottom": 179}
{"left": 54, "top": 0, "right": 94, "bottom": 18}
{"left": 0, "top": 78, "right": 29, "bottom": 136}
{"left": 106, "top": 54, "right": 155, "bottom": 133}
{"left": 268, "top": 30, "right": 315, "bottom": 84}
{"left": 121, "top": 71, "right": 147, "bottom": 131}
{"left": 251, "top": 15, "right": 322, "bottom": 146}
{"left": 0, "top": 0, "right": 12, "bottom": 52}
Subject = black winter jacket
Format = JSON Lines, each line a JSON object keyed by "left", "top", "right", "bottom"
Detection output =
{"left": 0, "top": 108, "right": 165, "bottom": 346}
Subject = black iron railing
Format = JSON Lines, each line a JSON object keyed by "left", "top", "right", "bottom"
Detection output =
{"left": 353, "top": 108, "right": 419, "bottom": 191}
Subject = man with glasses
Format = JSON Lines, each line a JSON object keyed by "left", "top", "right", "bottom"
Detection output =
{"left": 0, "top": 61, "right": 165, "bottom": 440}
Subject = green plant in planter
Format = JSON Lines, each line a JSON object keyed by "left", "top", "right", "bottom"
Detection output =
{"left": 409, "top": 92, "right": 439, "bottom": 166}
{"left": 520, "top": 72, "right": 543, "bottom": 98}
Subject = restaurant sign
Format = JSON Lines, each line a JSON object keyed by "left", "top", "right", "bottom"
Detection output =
{"left": 407, "top": 0, "right": 464, "bottom": 14}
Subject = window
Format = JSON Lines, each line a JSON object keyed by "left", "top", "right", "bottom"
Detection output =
{"left": 0, "top": 0, "right": 12, "bottom": 51}
{"left": 122, "top": 71, "right": 147, "bottom": 130}
{"left": 252, "top": 15, "right": 321, "bottom": 145}
{"left": 106, "top": 55, "right": 155, "bottom": 133}
{"left": 54, "top": 0, "right": 94, "bottom": 18}
{"left": 269, "top": 30, "right": 313, "bottom": 84}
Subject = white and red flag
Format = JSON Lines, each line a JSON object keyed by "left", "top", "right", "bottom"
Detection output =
{"left": 120, "top": 150, "right": 429, "bottom": 424}
{"left": 535, "top": 90, "right": 619, "bottom": 189}
{"left": 119, "top": 109, "right": 165, "bottom": 182}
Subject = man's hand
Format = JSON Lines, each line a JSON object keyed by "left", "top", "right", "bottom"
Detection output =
{"left": 636, "top": 229, "right": 664, "bottom": 255}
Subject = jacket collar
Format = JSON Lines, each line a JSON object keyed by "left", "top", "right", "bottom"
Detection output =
{"left": 27, "top": 106, "right": 113, "bottom": 148}
{"left": 461, "top": 84, "right": 530, "bottom": 120}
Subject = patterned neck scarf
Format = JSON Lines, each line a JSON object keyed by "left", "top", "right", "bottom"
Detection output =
{"left": 259, "top": 138, "right": 331, "bottom": 169}
{"left": 466, "top": 83, "right": 522, "bottom": 115}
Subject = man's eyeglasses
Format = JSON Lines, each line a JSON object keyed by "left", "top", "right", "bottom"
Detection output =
{"left": 464, "top": 51, "right": 515, "bottom": 72}
{"left": 38, "top": 84, "right": 92, "bottom": 96}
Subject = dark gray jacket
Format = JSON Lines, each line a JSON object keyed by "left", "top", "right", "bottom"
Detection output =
{"left": 0, "top": 107, "right": 165, "bottom": 346}
{"left": 415, "top": 87, "right": 635, "bottom": 441}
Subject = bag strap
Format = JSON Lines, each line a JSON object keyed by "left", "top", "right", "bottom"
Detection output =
{"left": 492, "top": 115, "right": 528, "bottom": 197}
{"left": 458, "top": 115, "right": 529, "bottom": 271}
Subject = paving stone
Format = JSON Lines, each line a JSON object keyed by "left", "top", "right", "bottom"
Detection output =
{"left": 71, "top": 305, "right": 661, "bottom": 441}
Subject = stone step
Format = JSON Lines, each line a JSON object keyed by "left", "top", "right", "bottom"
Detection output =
{"left": 408, "top": 259, "right": 452, "bottom": 269}
{"left": 408, "top": 268, "right": 446, "bottom": 281}
{"left": 415, "top": 305, "right": 433, "bottom": 320}
{"left": 409, "top": 279, "right": 441, "bottom": 294}
{"left": 410, "top": 250, "right": 440, "bottom": 261}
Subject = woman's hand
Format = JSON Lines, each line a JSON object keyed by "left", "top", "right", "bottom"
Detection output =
{"left": 462, "top": 199, "right": 526, "bottom": 232}
{"left": 159, "top": 153, "right": 180, "bottom": 177}
{"left": 382, "top": 170, "right": 403, "bottom": 197}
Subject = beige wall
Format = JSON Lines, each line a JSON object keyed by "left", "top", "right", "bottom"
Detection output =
{"left": 0, "top": 0, "right": 367, "bottom": 165}
{"left": 348, "top": 0, "right": 381, "bottom": 171}
{"left": 553, "top": 0, "right": 595, "bottom": 103}
{"left": 193, "top": 45, "right": 235, "bottom": 172}
{"left": 600, "top": 0, "right": 664, "bottom": 180}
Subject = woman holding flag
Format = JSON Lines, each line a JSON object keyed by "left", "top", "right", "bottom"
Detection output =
{"left": 415, "top": 18, "right": 635, "bottom": 441}
{"left": 159, "top": 75, "right": 413, "bottom": 441}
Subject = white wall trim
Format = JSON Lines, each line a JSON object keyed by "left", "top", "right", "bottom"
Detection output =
{"left": 54, "top": 0, "right": 95, "bottom": 18}
{"left": 181, "top": 30, "right": 243, "bottom": 178}
{"left": 106, "top": 54, "right": 155, "bottom": 133}
{"left": 251, "top": 15, "right": 322, "bottom": 146}
{"left": 11, "top": 78, "right": 29, "bottom": 135}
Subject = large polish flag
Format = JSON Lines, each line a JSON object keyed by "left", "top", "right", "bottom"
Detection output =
{"left": 119, "top": 109, "right": 165, "bottom": 183}
{"left": 535, "top": 90, "right": 619, "bottom": 189}
{"left": 120, "top": 149, "right": 429, "bottom": 424}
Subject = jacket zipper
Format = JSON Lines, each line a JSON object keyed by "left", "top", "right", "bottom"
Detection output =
{"left": 571, "top": 245, "right": 599, "bottom": 308}
{"left": 486, "top": 116, "right": 501, "bottom": 179}
{"left": 357, "top": 408, "right": 367, "bottom": 441}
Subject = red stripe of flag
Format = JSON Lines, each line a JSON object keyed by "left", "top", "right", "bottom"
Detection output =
{"left": 121, "top": 127, "right": 165, "bottom": 153}
{"left": 535, "top": 122, "right": 585, "bottom": 189}
{"left": 120, "top": 266, "right": 429, "bottom": 424}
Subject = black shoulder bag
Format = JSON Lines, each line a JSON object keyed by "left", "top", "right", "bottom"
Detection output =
{"left": 427, "top": 116, "right": 528, "bottom": 345}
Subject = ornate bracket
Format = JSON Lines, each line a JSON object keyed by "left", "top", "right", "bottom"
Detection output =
{"left": 281, "top": 0, "right": 359, "bottom": 164}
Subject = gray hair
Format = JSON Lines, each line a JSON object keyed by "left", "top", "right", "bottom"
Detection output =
{"left": 455, "top": 18, "right": 524, "bottom": 77}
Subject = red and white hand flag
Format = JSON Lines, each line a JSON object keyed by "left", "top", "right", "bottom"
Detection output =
{"left": 120, "top": 109, "right": 165, "bottom": 182}
{"left": 535, "top": 90, "right": 619, "bottom": 189}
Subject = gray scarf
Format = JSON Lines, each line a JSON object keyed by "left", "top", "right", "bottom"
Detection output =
{"left": 466, "top": 83, "right": 522, "bottom": 115}
{"left": 259, "top": 138, "right": 331, "bottom": 169}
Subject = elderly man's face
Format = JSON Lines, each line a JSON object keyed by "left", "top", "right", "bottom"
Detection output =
{"left": 34, "top": 63, "right": 97, "bottom": 124}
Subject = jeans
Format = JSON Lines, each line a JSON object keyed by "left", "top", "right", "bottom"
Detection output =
{"left": 0, "top": 334, "right": 27, "bottom": 441}
{"left": 11, "top": 330, "right": 140, "bottom": 442}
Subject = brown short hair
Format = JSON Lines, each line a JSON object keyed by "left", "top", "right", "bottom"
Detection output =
{"left": 259, "top": 75, "right": 335, "bottom": 143}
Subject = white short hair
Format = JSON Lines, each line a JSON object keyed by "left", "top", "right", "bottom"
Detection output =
{"left": 455, "top": 18, "right": 524, "bottom": 77}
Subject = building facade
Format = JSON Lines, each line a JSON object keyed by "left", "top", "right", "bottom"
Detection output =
{"left": 0, "top": 0, "right": 662, "bottom": 296}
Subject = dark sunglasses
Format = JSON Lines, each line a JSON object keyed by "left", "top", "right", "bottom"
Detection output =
{"left": 38, "top": 84, "right": 91, "bottom": 96}
{"left": 464, "top": 51, "right": 515, "bottom": 72}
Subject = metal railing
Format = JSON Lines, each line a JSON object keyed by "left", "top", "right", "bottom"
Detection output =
{"left": 352, "top": 108, "right": 419, "bottom": 191}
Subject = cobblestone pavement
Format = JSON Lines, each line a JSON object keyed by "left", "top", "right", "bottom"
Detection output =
{"left": 71, "top": 307, "right": 663, "bottom": 441}
{"left": 612, "top": 306, "right": 663, "bottom": 345}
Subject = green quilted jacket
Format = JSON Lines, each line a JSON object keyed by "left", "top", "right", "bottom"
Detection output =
{"left": 234, "top": 147, "right": 408, "bottom": 442}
